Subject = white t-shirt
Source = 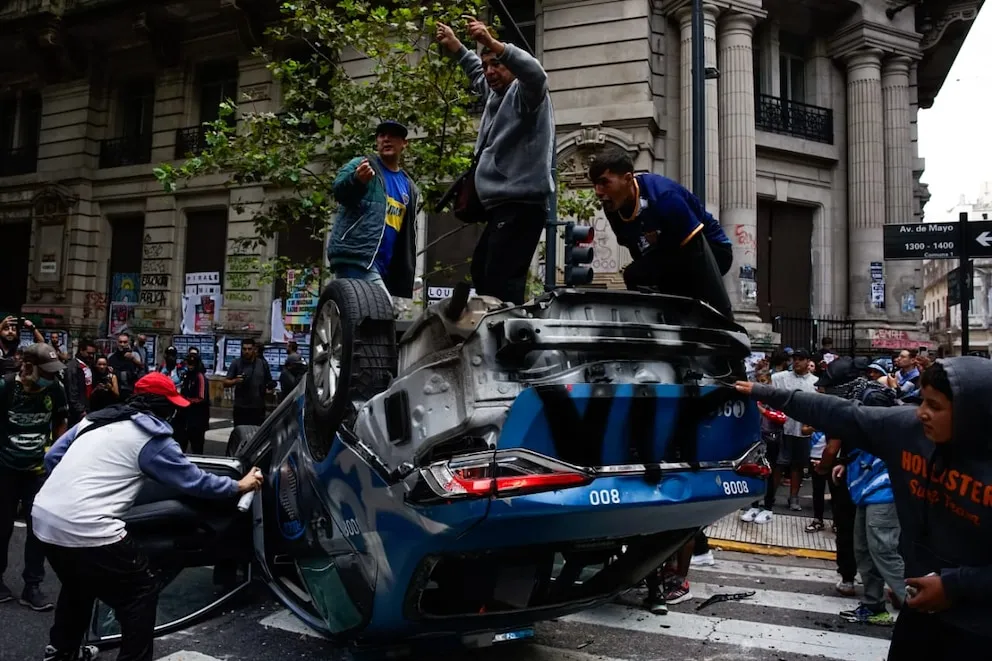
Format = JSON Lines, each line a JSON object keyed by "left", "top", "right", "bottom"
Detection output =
{"left": 771, "top": 369, "right": 818, "bottom": 436}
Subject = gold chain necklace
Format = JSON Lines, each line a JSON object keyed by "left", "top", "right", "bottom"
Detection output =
{"left": 618, "top": 178, "right": 640, "bottom": 223}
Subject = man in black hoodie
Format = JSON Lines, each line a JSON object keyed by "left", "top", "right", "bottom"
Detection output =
{"left": 736, "top": 357, "right": 991, "bottom": 658}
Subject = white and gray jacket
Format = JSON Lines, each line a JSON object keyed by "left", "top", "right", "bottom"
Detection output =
{"left": 33, "top": 412, "right": 239, "bottom": 548}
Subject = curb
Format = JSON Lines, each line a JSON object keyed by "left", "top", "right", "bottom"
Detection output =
{"left": 709, "top": 538, "right": 838, "bottom": 562}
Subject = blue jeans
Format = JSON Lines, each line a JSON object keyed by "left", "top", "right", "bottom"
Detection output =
{"left": 331, "top": 265, "right": 391, "bottom": 299}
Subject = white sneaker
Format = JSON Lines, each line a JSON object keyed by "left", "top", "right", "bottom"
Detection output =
{"left": 691, "top": 550, "right": 715, "bottom": 567}
{"left": 740, "top": 507, "right": 761, "bottom": 522}
{"left": 754, "top": 509, "right": 774, "bottom": 524}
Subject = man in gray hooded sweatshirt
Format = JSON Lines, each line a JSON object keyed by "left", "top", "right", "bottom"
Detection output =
{"left": 736, "top": 357, "right": 992, "bottom": 658}
{"left": 436, "top": 18, "right": 553, "bottom": 305}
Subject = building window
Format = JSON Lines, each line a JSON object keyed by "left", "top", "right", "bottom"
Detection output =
{"left": 491, "top": 0, "right": 536, "bottom": 54}
{"left": 778, "top": 33, "right": 806, "bottom": 103}
{"left": 198, "top": 60, "right": 239, "bottom": 125}
{"left": 0, "top": 92, "right": 41, "bottom": 177}
{"left": 100, "top": 79, "right": 154, "bottom": 168}
{"left": 184, "top": 210, "right": 229, "bottom": 283}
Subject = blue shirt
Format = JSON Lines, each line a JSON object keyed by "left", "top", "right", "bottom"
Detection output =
{"left": 606, "top": 174, "right": 729, "bottom": 259}
{"left": 373, "top": 168, "right": 411, "bottom": 278}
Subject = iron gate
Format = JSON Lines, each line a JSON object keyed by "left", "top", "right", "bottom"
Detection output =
{"left": 772, "top": 314, "right": 855, "bottom": 356}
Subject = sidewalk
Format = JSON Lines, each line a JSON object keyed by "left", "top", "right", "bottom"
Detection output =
{"left": 706, "top": 476, "right": 840, "bottom": 560}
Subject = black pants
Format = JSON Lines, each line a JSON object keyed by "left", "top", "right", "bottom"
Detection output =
{"left": 693, "top": 530, "right": 709, "bottom": 555}
{"left": 43, "top": 538, "right": 159, "bottom": 661}
{"left": 812, "top": 469, "right": 828, "bottom": 521}
{"left": 181, "top": 427, "right": 206, "bottom": 455}
{"left": 710, "top": 241, "right": 734, "bottom": 276}
{"left": 887, "top": 609, "right": 990, "bottom": 660}
{"left": 830, "top": 478, "right": 857, "bottom": 583}
{"left": 470, "top": 202, "right": 545, "bottom": 305}
{"left": 232, "top": 407, "right": 266, "bottom": 428}
{"left": 622, "top": 234, "right": 733, "bottom": 318}
{"left": 0, "top": 467, "right": 46, "bottom": 588}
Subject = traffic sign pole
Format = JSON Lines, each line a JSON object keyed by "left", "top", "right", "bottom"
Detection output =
{"left": 959, "top": 211, "right": 970, "bottom": 355}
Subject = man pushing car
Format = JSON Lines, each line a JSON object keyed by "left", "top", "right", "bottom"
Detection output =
{"left": 33, "top": 371, "right": 263, "bottom": 661}
{"left": 735, "top": 357, "right": 992, "bottom": 659}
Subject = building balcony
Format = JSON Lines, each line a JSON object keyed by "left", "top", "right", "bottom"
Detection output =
{"left": 0, "top": 143, "right": 38, "bottom": 177}
{"left": 99, "top": 134, "right": 152, "bottom": 168}
{"left": 755, "top": 94, "right": 833, "bottom": 145}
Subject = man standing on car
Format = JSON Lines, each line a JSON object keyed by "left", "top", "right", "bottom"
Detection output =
{"left": 0, "top": 343, "right": 68, "bottom": 612}
{"left": 222, "top": 338, "right": 274, "bottom": 427}
{"left": 435, "top": 18, "right": 553, "bottom": 305}
{"left": 587, "top": 149, "right": 734, "bottom": 317}
{"left": 735, "top": 357, "right": 992, "bottom": 658}
{"left": 328, "top": 120, "right": 419, "bottom": 302}
{"left": 33, "top": 372, "right": 264, "bottom": 661}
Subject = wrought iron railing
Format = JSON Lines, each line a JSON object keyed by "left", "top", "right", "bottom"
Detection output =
{"left": 99, "top": 134, "right": 152, "bottom": 168}
{"left": 755, "top": 94, "right": 834, "bottom": 144}
{"left": 0, "top": 144, "right": 38, "bottom": 176}
{"left": 771, "top": 313, "right": 854, "bottom": 356}
{"left": 174, "top": 126, "right": 208, "bottom": 159}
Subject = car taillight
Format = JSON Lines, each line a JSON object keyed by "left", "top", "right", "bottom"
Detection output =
{"left": 734, "top": 441, "right": 771, "bottom": 479}
{"left": 423, "top": 451, "right": 593, "bottom": 499}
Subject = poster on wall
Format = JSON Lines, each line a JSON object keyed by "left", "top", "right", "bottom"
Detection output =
{"left": 142, "top": 335, "right": 158, "bottom": 371}
{"left": 172, "top": 335, "right": 217, "bottom": 373}
{"left": 283, "top": 268, "right": 320, "bottom": 328}
{"left": 19, "top": 329, "right": 69, "bottom": 352}
{"left": 218, "top": 336, "right": 247, "bottom": 376}
{"left": 111, "top": 273, "right": 140, "bottom": 303}
{"left": 108, "top": 302, "right": 137, "bottom": 336}
{"left": 263, "top": 343, "right": 312, "bottom": 390}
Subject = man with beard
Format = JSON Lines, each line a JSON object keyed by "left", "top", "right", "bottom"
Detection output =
{"left": 736, "top": 357, "right": 992, "bottom": 659}
{"left": 33, "top": 372, "right": 264, "bottom": 661}
{"left": 109, "top": 333, "right": 143, "bottom": 401}
{"left": 586, "top": 150, "right": 734, "bottom": 317}
{"left": 0, "top": 343, "right": 68, "bottom": 612}
{"left": 0, "top": 316, "right": 45, "bottom": 377}
{"left": 63, "top": 338, "right": 97, "bottom": 427}
{"left": 328, "top": 120, "right": 419, "bottom": 301}
{"left": 435, "top": 18, "right": 553, "bottom": 305}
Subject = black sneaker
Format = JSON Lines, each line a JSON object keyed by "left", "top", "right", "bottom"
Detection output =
{"left": 44, "top": 644, "right": 100, "bottom": 660}
{"left": 0, "top": 580, "right": 12, "bottom": 603}
{"left": 643, "top": 592, "right": 668, "bottom": 615}
{"left": 20, "top": 585, "right": 54, "bottom": 612}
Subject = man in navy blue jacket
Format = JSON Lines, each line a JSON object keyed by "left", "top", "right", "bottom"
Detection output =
{"left": 588, "top": 149, "right": 733, "bottom": 317}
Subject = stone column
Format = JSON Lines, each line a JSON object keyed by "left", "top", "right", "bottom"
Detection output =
{"left": 882, "top": 55, "right": 917, "bottom": 326}
{"left": 678, "top": 3, "right": 720, "bottom": 212}
{"left": 846, "top": 49, "right": 886, "bottom": 322}
{"left": 718, "top": 12, "right": 759, "bottom": 319}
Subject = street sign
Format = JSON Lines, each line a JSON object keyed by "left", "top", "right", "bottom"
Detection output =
{"left": 948, "top": 263, "right": 974, "bottom": 307}
{"left": 883, "top": 220, "right": 992, "bottom": 260}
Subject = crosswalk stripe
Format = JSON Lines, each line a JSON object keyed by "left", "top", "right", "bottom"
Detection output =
{"left": 692, "top": 557, "right": 844, "bottom": 585}
{"left": 689, "top": 581, "right": 858, "bottom": 615}
{"left": 156, "top": 653, "right": 225, "bottom": 661}
{"left": 563, "top": 604, "right": 890, "bottom": 661}
{"left": 260, "top": 608, "right": 323, "bottom": 638}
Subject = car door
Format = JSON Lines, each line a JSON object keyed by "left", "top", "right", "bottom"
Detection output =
{"left": 84, "top": 455, "right": 256, "bottom": 645}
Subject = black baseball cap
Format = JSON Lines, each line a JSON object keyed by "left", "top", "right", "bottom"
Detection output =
{"left": 792, "top": 348, "right": 812, "bottom": 361}
{"left": 375, "top": 120, "right": 408, "bottom": 138}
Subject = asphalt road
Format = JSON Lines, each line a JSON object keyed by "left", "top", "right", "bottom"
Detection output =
{"left": 1, "top": 524, "right": 894, "bottom": 661}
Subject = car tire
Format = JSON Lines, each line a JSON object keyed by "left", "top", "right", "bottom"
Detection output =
{"left": 306, "top": 278, "right": 396, "bottom": 458}
{"left": 227, "top": 424, "right": 260, "bottom": 459}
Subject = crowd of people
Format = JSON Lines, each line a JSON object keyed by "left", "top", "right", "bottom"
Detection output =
{"left": 732, "top": 342, "right": 990, "bottom": 658}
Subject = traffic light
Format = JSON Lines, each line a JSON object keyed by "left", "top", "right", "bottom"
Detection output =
{"left": 564, "top": 222, "right": 595, "bottom": 286}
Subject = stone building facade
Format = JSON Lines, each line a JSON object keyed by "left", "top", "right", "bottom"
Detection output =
{"left": 0, "top": 0, "right": 982, "bottom": 362}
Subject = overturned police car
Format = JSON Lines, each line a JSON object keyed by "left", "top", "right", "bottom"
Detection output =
{"left": 86, "top": 280, "right": 765, "bottom": 651}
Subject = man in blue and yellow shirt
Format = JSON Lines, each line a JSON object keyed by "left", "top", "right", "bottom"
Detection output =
{"left": 588, "top": 149, "right": 733, "bottom": 318}
{"left": 328, "top": 120, "right": 419, "bottom": 300}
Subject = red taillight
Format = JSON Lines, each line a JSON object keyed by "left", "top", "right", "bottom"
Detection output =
{"left": 424, "top": 451, "right": 593, "bottom": 499}
{"left": 735, "top": 462, "right": 771, "bottom": 479}
{"left": 452, "top": 471, "right": 590, "bottom": 496}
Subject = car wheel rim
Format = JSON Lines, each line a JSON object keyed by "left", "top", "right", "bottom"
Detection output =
{"left": 313, "top": 299, "right": 343, "bottom": 406}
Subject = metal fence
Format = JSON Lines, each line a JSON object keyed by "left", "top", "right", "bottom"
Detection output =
{"left": 772, "top": 314, "right": 855, "bottom": 356}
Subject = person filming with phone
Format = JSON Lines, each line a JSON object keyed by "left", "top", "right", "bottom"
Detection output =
{"left": 1, "top": 316, "right": 45, "bottom": 377}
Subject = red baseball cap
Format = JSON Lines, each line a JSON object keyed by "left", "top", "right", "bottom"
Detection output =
{"left": 134, "top": 372, "right": 190, "bottom": 408}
